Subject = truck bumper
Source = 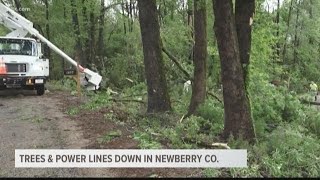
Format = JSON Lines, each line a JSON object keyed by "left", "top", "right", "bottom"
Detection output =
{"left": 0, "top": 76, "right": 46, "bottom": 89}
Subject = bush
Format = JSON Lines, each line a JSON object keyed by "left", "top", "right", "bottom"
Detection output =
{"left": 262, "top": 124, "right": 320, "bottom": 177}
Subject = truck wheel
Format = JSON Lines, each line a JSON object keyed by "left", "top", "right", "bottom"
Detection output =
{"left": 36, "top": 85, "right": 45, "bottom": 96}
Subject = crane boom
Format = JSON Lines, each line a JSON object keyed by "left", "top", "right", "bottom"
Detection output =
{"left": 0, "top": 3, "right": 102, "bottom": 90}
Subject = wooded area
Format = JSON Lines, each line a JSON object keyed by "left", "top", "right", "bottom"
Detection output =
{"left": 0, "top": 0, "right": 319, "bottom": 177}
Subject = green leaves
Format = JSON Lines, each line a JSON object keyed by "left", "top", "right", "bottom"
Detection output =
{"left": 97, "top": 130, "right": 122, "bottom": 144}
{"left": 263, "top": 124, "right": 320, "bottom": 177}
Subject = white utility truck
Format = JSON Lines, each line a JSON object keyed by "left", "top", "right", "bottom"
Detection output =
{"left": 0, "top": 3, "right": 102, "bottom": 95}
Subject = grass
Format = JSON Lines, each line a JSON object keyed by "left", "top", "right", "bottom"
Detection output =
{"left": 97, "top": 130, "right": 122, "bottom": 144}
{"left": 31, "top": 116, "right": 44, "bottom": 123}
{"left": 66, "top": 107, "right": 80, "bottom": 116}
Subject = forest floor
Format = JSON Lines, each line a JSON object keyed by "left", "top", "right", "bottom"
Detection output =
{"left": 0, "top": 88, "right": 202, "bottom": 178}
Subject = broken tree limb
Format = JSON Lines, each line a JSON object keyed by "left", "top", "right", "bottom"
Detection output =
{"left": 109, "top": 98, "right": 146, "bottom": 104}
{"left": 148, "top": 132, "right": 229, "bottom": 149}
{"left": 121, "top": 93, "right": 147, "bottom": 99}
{"left": 207, "top": 91, "right": 223, "bottom": 104}
{"left": 162, "top": 47, "right": 192, "bottom": 81}
{"left": 181, "top": 137, "right": 230, "bottom": 149}
{"left": 103, "top": 2, "right": 124, "bottom": 13}
{"left": 212, "top": 143, "right": 230, "bottom": 149}
{"left": 179, "top": 115, "right": 185, "bottom": 123}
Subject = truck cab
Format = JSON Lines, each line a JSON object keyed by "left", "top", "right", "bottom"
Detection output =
{"left": 0, "top": 2, "right": 101, "bottom": 92}
{"left": 0, "top": 37, "right": 49, "bottom": 95}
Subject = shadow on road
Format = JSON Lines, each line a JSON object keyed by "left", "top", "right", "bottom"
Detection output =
{"left": 0, "top": 89, "right": 37, "bottom": 97}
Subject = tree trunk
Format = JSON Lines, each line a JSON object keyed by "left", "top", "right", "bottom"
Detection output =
{"left": 89, "top": 10, "right": 96, "bottom": 66}
{"left": 187, "top": 0, "right": 194, "bottom": 63}
{"left": 121, "top": 0, "right": 127, "bottom": 34}
{"left": 129, "top": 0, "right": 134, "bottom": 32}
{"left": 235, "top": 0, "right": 255, "bottom": 84}
{"left": 276, "top": 0, "right": 280, "bottom": 58}
{"left": 71, "top": 0, "right": 84, "bottom": 65}
{"left": 44, "top": 0, "right": 53, "bottom": 79}
{"left": 98, "top": 0, "right": 105, "bottom": 64}
{"left": 138, "top": 0, "right": 172, "bottom": 113}
{"left": 293, "top": 1, "right": 301, "bottom": 65}
{"left": 13, "top": 0, "right": 45, "bottom": 36}
{"left": 163, "top": 0, "right": 167, "bottom": 17}
{"left": 61, "top": 1, "right": 67, "bottom": 76}
{"left": 187, "top": 0, "right": 207, "bottom": 116}
{"left": 13, "top": 0, "right": 26, "bottom": 17}
{"left": 158, "top": 0, "right": 163, "bottom": 25}
{"left": 82, "top": 0, "right": 92, "bottom": 67}
{"left": 83, "top": 1, "right": 96, "bottom": 68}
{"left": 308, "top": 0, "right": 314, "bottom": 44}
{"left": 213, "top": 0, "right": 255, "bottom": 142}
{"left": 282, "top": 0, "right": 294, "bottom": 63}
{"left": 133, "top": 1, "right": 138, "bottom": 18}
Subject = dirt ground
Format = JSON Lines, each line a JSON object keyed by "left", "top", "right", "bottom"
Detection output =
{"left": 0, "top": 88, "right": 203, "bottom": 178}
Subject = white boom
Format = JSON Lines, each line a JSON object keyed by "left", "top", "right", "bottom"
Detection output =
{"left": 0, "top": 3, "right": 102, "bottom": 90}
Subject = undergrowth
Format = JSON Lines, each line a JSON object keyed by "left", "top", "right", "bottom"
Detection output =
{"left": 53, "top": 79, "right": 320, "bottom": 178}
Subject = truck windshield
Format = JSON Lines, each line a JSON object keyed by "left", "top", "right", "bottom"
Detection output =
{"left": 0, "top": 39, "right": 37, "bottom": 56}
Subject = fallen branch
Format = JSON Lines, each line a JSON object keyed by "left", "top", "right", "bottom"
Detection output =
{"left": 171, "top": 99, "right": 183, "bottom": 104}
{"left": 207, "top": 91, "right": 223, "bottom": 104}
{"left": 125, "top": 78, "right": 134, "bottom": 83}
{"left": 108, "top": 88, "right": 119, "bottom": 95}
{"left": 181, "top": 137, "right": 230, "bottom": 149}
{"left": 212, "top": 143, "right": 230, "bottom": 149}
{"left": 179, "top": 115, "right": 185, "bottom": 123}
{"left": 102, "top": 2, "right": 123, "bottom": 12}
{"left": 148, "top": 132, "right": 229, "bottom": 149}
{"left": 109, "top": 98, "right": 146, "bottom": 104}
{"left": 121, "top": 93, "right": 147, "bottom": 99}
{"left": 162, "top": 47, "right": 192, "bottom": 81}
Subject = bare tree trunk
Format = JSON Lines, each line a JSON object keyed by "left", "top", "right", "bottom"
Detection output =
{"left": 162, "top": 0, "right": 167, "bottom": 18}
{"left": 133, "top": 1, "right": 138, "bottom": 18}
{"left": 276, "top": 0, "right": 280, "bottom": 58}
{"left": 187, "top": 0, "right": 194, "bottom": 63}
{"left": 235, "top": 0, "right": 255, "bottom": 84}
{"left": 43, "top": 0, "right": 53, "bottom": 79}
{"left": 293, "top": 1, "right": 301, "bottom": 65}
{"left": 13, "top": 0, "right": 26, "bottom": 17}
{"left": 82, "top": 0, "right": 92, "bottom": 66}
{"left": 89, "top": 9, "right": 96, "bottom": 66}
{"left": 187, "top": 0, "right": 207, "bottom": 116}
{"left": 82, "top": 1, "right": 97, "bottom": 67}
{"left": 121, "top": 0, "right": 127, "bottom": 34}
{"left": 61, "top": 1, "right": 67, "bottom": 76}
{"left": 158, "top": 0, "right": 162, "bottom": 25}
{"left": 98, "top": 0, "right": 105, "bottom": 64}
{"left": 213, "top": 0, "right": 255, "bottom": 142}
{"left": 129, "top": 0, "right": 134, "bottom": 32}
{"left": 125, "top": 1, "right": 130, "bottom": 32}
{"left": 138, "top": 0, "right": 172, "bottom": 113}
{"left": 308, "top": 0, "right": 314, "bottom": 44}
{"left": 13, "top": 0, "right": 45, "bottom": 35}
{"left": 71, "top": 0, "right": 84, "bottom": 65}
{"left": 282, "top": 0, "right": 294, "bottom": 63}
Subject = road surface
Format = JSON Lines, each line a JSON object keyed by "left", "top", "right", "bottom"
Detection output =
{"left": 0, "top": 89, "right": 109, "bottom": 177}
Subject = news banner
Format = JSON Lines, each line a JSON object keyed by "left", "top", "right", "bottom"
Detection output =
{"left": 15, "top": 149, "right": 247, "bottom": 168}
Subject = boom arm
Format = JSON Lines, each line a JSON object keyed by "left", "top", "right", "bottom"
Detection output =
{"left": 0, "top": 3, "right": 102, "bottom": 90}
